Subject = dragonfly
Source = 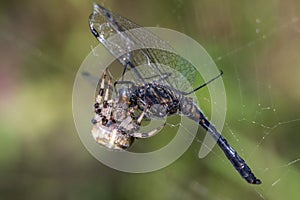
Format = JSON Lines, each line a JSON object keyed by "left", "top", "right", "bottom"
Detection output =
{"left": 88, "top": 3, "right": 261, "bottom": 184}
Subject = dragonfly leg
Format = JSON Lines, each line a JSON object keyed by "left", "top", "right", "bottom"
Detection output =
{"left": 143, "top": 72, "right": 172, "bottom": 82}
{"left": 122, "top": 61, "right": 145, "bottom": 83}
{"left": 182, "top": 70, "right": 223, "bottom": 95}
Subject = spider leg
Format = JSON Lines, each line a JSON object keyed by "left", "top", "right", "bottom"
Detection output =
{"left": 130, "top": 103, "right": 165, "bottom": 138}
{"left": 103, "top": 72, "right": 112, "bottom": 104}
{"left": 136, "top": 104, "right": 149, "bottom": 125}
{"left": 132, "top": 122, "right": 166, "bottom": 138}
{"left": 95, "top": 70, "right": 107, "bottom": 105}
{"left": 93, "top": 69, "right": 114, "bottom": 124}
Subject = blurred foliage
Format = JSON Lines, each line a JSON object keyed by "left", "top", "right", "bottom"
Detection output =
{"left": 1, "top": 0, "right": 300, "bottom": 200}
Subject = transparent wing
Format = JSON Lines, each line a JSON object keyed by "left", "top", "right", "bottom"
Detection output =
{"left": 88, "top": 3, "right": 196, "bottom": 92}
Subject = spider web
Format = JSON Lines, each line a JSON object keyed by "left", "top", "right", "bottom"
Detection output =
{"left": 1, "top": 1, "right": 299, "bottom": 200}
{"left": 153, "top": 1, "right": 300, "bottom": 199}
{"left": 76, "top": 1, "right": 300, "bottom": 199}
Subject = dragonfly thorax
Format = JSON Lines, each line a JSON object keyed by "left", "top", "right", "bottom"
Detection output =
{"left": 129, "top": 82, "right": 181, "bottom": 118}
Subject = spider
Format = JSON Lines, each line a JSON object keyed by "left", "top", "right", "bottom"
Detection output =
{"left": 91, "top": 69, "right": 166, "bottom": 150}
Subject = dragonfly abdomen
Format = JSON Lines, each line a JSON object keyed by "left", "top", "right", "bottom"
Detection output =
{"left": 128, "top": 82, "right": 261, "bottom": 184}
{"left": 180, "top": 97, "right": 262, "bottom": 184}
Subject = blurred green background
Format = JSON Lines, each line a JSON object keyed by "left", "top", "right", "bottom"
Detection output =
{"left": 1, "top": 0, "right": 300, "bottom": 199}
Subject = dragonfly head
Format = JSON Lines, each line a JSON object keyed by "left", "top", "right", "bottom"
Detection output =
{"left": 91, "top": 119, "right": 134, "bottom": 150}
